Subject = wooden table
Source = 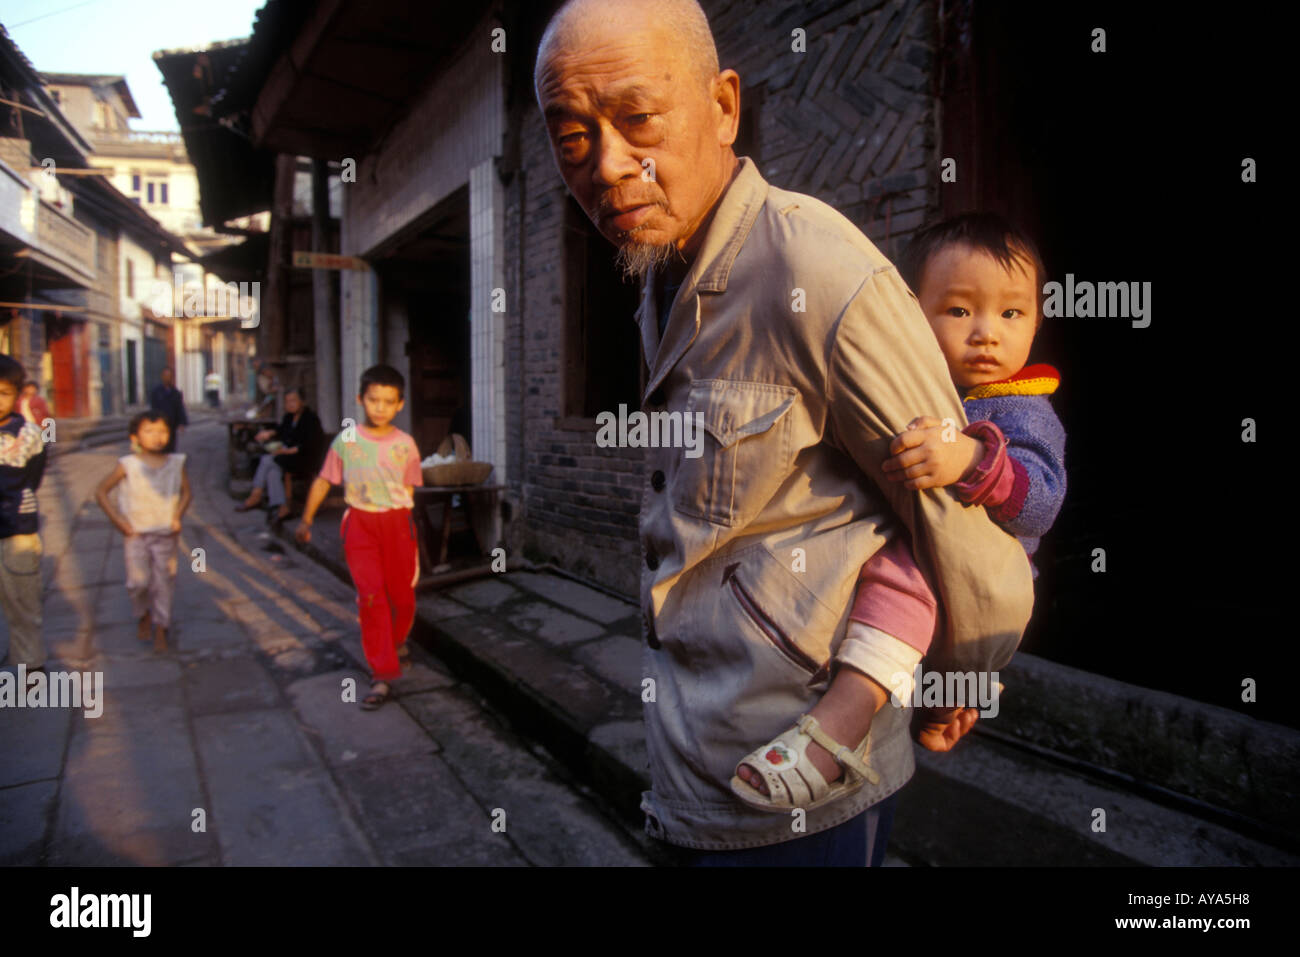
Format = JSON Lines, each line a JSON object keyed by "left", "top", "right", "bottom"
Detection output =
{"left": 412, "top": 484, "right": 506, "bottom": 580}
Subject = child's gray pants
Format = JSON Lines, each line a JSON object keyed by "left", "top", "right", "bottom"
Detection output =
{"left": 124, "top": 532, "right": 179, "bottom": 628}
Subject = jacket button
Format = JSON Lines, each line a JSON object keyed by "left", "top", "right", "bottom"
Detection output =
{"left": 648, "top": 388, "right": 665, "bottom": 407}
{"left": 651, "top": 470, "right": 665, "bottom": 491}
{"left": 646, "top": 550, "right": 660, "bottom": 571}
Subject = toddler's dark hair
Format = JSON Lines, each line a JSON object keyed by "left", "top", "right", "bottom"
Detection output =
{"left": 899, "top": 213, "right": 1047, "bottom": 327}
{"left": 129, "top": 411, "right": 170, "bottom": 436}
{"left": 0, "top": 354, "right": 26, "bottom": 391}
{"left": 359, "top": 364, "right": 405, "bottom": 400}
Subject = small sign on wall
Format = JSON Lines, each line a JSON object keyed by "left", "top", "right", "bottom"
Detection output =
{"left": 291, "top": 250, "right": 369, "bottom": 270}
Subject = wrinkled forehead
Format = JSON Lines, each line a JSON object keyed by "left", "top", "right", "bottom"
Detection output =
{"left": 536, "top": 21, "right": 684, "bottom": 111}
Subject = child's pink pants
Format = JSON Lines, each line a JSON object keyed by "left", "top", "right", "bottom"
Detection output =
{"left": 340, "top": 507, "right": 418, "bottom": 682}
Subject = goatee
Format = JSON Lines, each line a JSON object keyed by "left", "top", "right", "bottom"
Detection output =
{"left": 614, "top": 232, "right": 678, "bottom": 282}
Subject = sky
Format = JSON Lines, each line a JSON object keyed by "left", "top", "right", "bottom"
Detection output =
{"left": 1, "top": 0, "right": 267, "bottom": 130}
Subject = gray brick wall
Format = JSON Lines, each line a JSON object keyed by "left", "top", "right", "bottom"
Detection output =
{"left": 505, "top": 0, "right": 938, "bottom": 597}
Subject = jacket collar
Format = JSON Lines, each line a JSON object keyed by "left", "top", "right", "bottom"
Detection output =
{"left": 637, "top": 156, "right": 769, "bottom": 402}
{"left": 962, "top": 363, "right": 1061, "bottom": 401}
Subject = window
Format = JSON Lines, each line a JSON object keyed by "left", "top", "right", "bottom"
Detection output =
{"left": 142, "top": 176, "right": 168, "bottom": 206}
{"left": 562, "top": 197, "right": 642, "bottom": 420}
{"left": 131, "top": 173, "right": 140, "bottom": 192}
{"left": 125, "top": 259, "right": 134, "bottom": 298}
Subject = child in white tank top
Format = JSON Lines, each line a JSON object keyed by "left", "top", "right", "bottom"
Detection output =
{"left": 95, "top": 412, "right": 192, "bottom": 652}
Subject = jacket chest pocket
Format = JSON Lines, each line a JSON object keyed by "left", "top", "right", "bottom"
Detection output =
{"left": 673, "top": 379, "right": 797, "bottom": 528}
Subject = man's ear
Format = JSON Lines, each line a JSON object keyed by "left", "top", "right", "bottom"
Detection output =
{"left": 712, "top": 69, "right": 741, "bottom": 148}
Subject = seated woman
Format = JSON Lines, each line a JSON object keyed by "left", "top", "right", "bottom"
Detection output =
{"left": 235, "top": 388, "right": 324, "bottom": 520}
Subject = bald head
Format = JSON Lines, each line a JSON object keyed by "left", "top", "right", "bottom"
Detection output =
{"left": 535, "top": 0, "right": 719, "bottom": 102}
{"left": 534, "top": 0, "right": 741, "bottom": 273}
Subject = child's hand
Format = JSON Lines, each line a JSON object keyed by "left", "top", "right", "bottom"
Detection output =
{"left": 295, "top": 521, "right": 311, "bottom": 544}
{"left": 915, "top": 706, "right": 980, "bottom": 752}
{"left": 882, "top": 416, "right": 984, "bottom": 490}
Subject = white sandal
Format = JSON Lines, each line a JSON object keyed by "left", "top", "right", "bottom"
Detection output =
{"left": 730, "top": 713, "right": 880, "bottom": 812}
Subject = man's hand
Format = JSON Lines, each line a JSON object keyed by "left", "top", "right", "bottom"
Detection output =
{"left": 118, "top": 521, "right": 136, "bottom": 538}
{"left": 170, "top": 516, "right": 182, "bottom": 533}
{"left": 295, "top": 521, "right": 312, "bottom": 544}
{"left": 882, "top": 416, "right": 984, "bottom": 490}
{"left": 915, "top": 706, "right": 979, "bottom": 752}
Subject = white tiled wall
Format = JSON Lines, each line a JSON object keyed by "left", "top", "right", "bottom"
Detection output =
{"left": 470, "top": 158, "right": 506, "bottom": 482}
{"left": 338, "top": 11, "right": 506, "bottom": 462}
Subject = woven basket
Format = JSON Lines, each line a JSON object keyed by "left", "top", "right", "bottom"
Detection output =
{"left": 423, "top": 434, "right": 493, "bottom": 486}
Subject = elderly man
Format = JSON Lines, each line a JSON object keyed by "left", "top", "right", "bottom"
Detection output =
{"left": 535, "top": 0, "right": 1034, "bottom": 864}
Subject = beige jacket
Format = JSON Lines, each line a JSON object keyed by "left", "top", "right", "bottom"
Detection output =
{"left": 637, "top": 158, "right": 1034, "bottom": 850}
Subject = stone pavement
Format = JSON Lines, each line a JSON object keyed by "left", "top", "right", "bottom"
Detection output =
{"left": 0, "top": 420, "right": 648, "bottom": 866}
{"left": 8, "top": 418, "right": 1293, "bottom": 867}
{"left": 278, "top": 470, "right": 1300, "bottom": 867}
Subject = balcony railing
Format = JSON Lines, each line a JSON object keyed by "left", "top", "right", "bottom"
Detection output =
{"left": 91, "top": 129, "right": 184, "bottom": 146}
{"left": 35, "top": 198, "right": 95, "bottom": 279}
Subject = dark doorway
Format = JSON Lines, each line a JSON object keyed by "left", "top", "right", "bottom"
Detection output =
{"left": 125, "top": 338, "right": 139, "bottom": 406}
{"left": 938, "top": 2, "right": 1283, "bottom": 724}
{"left": 373, "top": 186, "right": 472, "bottom": 460}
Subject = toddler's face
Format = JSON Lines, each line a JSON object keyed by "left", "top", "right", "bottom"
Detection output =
{"left": 917, "top": 242, "right": 1038, "bottom": 389}
{"left": 0, "top": 381, "right": 15, "bottom": 420}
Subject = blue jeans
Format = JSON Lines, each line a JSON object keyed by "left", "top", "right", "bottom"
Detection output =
{"left": 680, "top": 793, "right": 898, "bottom": 867}
{"left": 251, "top": 454, "right": 287, "bottom": 507}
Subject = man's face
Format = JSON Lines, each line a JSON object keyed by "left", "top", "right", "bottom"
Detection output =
{"left": 161, "top": 369, "right": 174, "bottom": 387}
{"left": 285, "top": 391, "right": 302, "bottom": 415}
{"left": 918, "top": 243, "right": 1039, "bottom": 389}
{"left": 536, "top": 18, "right": 738, "bottom": 269}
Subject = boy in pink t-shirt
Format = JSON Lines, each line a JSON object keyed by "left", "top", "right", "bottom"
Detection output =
{"left": 297, "top": 365, "right": 422, "bottom": 709}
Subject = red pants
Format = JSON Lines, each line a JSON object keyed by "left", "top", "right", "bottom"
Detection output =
{"left": 341, "top": 507, "right": 418, "bottom": 681}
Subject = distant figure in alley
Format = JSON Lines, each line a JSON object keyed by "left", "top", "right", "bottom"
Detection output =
{"left": 149, "top": 368, "right": 188, "bottom": 453}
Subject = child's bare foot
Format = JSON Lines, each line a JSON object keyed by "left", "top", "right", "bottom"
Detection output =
{"left": 137, "top": 612, "right": 152, "bottom": 641}
{"left": 152, "top": 624, "right": 168, "bottom": 653}
{"left": 735, "top": 668, "right": 880, "bottom": 797}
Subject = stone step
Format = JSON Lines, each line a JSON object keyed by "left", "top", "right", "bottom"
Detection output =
{"left": 893, "top": 730, "right": 1299, "bottom": 866}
